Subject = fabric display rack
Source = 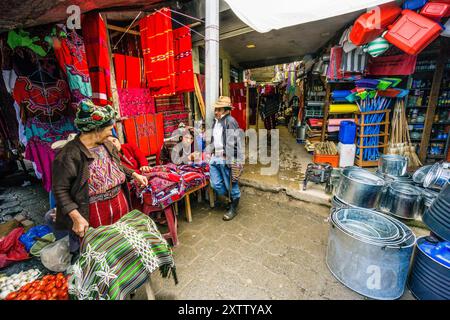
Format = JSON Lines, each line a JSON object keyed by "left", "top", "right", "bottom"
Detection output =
{"left": 229, "top": 82, "right": 249, "bottom": 131}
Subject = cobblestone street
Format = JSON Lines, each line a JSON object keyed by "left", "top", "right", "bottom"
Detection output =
{"left": 1, "top": 173, "right": 426, "bottom": 300}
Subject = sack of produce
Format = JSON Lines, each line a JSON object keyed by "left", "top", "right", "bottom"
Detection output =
{"left": 40, "top": 236, "right": 72, "bottom": 272}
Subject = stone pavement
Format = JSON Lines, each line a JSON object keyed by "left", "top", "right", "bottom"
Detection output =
{"left": 142, "top": 187, "right": 427, "bottom": 300}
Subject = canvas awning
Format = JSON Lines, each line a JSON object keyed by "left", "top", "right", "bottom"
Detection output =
{"left": 223, "top": 0, "right": 397, "bottom": 33}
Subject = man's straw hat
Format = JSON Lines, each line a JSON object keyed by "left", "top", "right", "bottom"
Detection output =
{"left": 213, "top": 96, "right": 233, "bottom": 109}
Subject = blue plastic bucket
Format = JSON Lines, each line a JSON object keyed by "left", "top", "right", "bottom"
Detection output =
{"left": 339, "top": 121, "right": 356, "bottom": 144}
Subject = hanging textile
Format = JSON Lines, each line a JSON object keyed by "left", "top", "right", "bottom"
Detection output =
{"left": 229, "top": 82, "right": 247, "bottom": 130}
{"left": 155, "top": 94, "right": 188, "bottom": 137}
{"left": 173, "top": 26, "right": 194, "bottom": 93}
{"left": 139, "top": 8, "right": 176, "bottom": 97}
{"left": 122, "top": 113, "right": 165, "bottom": 157}
{"left": 82, "top": 13, "right": 111, "bottom": 106}
{"left": 53, "top": 28, "right": 92, "bottom": 105}
{"left": 114, "top": 54, "right": 143, "bottom": 89}
{"left": 341, "top": 46, "right": 368, "bottom": 73}
{"left": 68, "top": 210, "right": 176, "bottom": 300}
{"left": 118, "top": 88, "right": 155, "bottom": 118}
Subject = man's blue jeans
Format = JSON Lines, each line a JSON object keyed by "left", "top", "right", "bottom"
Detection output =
{"left": 209, "top": 156, "right": 241, "bottom": 200}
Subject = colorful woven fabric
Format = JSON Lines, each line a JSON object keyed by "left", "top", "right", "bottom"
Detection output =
{"left": 173, "top": 26, "right": 194, "bottom": 93}
{"left": 88, "top": 145, "right": 126, "bottom": 197}
{"left": 229, "top": 83, "right": 247, "bottom": 130}
{"left": 89, "top": 189, "right": 129, "bottom": 228}
{"left": 82, "top": 13, "right": 112, "bottom": 106}
{"left": 122, "top": 113, "right": 165, "bottom": 157}
{"left": 155, "top": 94, "right": 185, "bottom": 112}
{"left": 155, "top": 94, "right": 188, "bottom": 137}
{"left": 68, "top": 210, "right": 177, "bottom": 300}
{"left": 53, "top": 29, "right": 92, "bottom": 104}
{"left": 25, "top": 138, "right": 57, "bottom": 192}
{"left": 118, "top": 88, "right": 155, "bottom": 118}
{"left": 114, "top": 54, "right": 143, "bottom": 89}
{"left": 139, "top": 8, "right": 176, "bottom": 97}
{"left": 13, "top": 77, "right": 72, "bottom": 123}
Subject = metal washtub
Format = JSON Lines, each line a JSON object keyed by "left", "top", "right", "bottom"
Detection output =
{"left": 335, "top": 168, "right": 386, "bottom": 209}
{"left": 378, "top": 154, "right": 408, "bottom": 177}
{"left": 379, "top": 182, "right": 423, "bottom": 220}
{"left": 423, "top": 162, "right": 450, "bottom": 190}
{"left": 326, "top": 207, "right": 416, "bottom": 300}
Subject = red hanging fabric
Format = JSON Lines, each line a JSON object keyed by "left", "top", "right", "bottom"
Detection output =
{"left": 118, "top": 88, "right": 155, "bottom": 118}
{"left": 139, "top": 8, "right": 176, "bottom": 98}
{"left": 122, "top": 113, "right": 165, "bottom": 157}
{"left": 173, "top": 26, "right": 194, "bottom": 93}
{"left": 229, "top": 82, "right": 247, "bottom": 130}
{"left": 113, "top": 54, "right": 143, "bottom": 89}
{"left": 82, "top": 13, "right": 112, "bottom": 106}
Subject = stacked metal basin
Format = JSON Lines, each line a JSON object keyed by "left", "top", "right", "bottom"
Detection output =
{"left": 326, "top": 207, "right": 416, "bottom": 300}
{"left": 379, "top": 182, "right": 423, "bottom": 220}
{"left": 423, "top": 182, "right": 450, "bottom": 241}
{"left": 423, "top": 162, "right": 450, "bottom": 190}
{"left": 408, "top": 236, "right": 450, "bottom": 300}
{"left": 335, "top": 167, "right": 386, "bottom": 209}
{"left": 378, "top": 154, "right": 408, "bottom": 177}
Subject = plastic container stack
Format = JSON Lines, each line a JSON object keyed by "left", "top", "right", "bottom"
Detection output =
{"left": 338, "top": 121, "right": 356, "bottom": 167}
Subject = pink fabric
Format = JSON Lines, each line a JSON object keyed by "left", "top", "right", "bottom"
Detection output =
{"left": 118, "top": 88, "right": 156, "bottom": 118}
{"left": 328, "top": 118, "right": 354, "bottom": 126}
{"left": 25, "top": 139, "right": 55, "bottom": 192}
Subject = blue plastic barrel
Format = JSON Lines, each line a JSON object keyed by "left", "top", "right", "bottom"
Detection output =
{"left": 339, "top": 121, "right": 356, "bottom": 144}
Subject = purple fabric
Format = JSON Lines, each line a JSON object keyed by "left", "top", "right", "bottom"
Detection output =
{"left": 25, "top": 138, "right": 55, "bottom": 192}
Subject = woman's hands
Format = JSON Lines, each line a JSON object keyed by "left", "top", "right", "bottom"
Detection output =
{"left": 132, "top": 172, "right": 148, "bottom": 187}
{"left": 139, "top": 166, "right": 151, "bottom": 173}
{"left": 68, "top": 210, "right": 89, "bottom": 238}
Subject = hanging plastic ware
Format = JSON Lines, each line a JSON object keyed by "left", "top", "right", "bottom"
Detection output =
{"left": 384, "top": 10, "right": 443, "bottom": 55}
{"left": 363, "top": 36, "right": 391, "bottom": 58}
{"left": 402, "top": 0, "right": 429, "bottom": 10}
{"left": 408, "top": 236, "right": 450, "bottom": 300}
{"left": 420, "top": 2, "right": 450, "bottom": 21}
{"left": 349, "top": 2, "right": 402, "bottom": 46}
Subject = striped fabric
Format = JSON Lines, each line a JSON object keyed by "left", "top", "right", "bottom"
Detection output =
{"left": 68, "top": 210, "right": 177, "bottom": 300}
{"left": 364, "top": 37, "right": 390, "bottom": 57}
{"left": 155, "top": 94, "right": 189, "bottom": 137}
{"left": 341, "top": 46, "right": 368, "bottom": 73}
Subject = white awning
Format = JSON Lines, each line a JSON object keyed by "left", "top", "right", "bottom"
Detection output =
{"left": 223, "top": 0, "right": 397, "bottom": 33}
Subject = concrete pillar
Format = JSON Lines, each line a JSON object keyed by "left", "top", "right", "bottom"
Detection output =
{"left": 205, "top": 0, "right": 219, "bottom": 130}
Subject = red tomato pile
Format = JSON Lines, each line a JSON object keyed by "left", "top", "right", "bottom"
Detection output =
{"left": 5, "top": 273, "right": 69, "bottom": 300}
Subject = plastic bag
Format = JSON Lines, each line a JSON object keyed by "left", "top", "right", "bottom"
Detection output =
{"left": 40, "top": 236, "right": 72, "bottom": 272}
{"left": 0, "top": 227, "right": 29, "bottom": 269}
{"left": 19, "top": 225, "right": 53, "bottom": 252}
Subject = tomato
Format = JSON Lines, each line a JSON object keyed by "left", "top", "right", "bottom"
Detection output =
{"left": 30, "top": 293, "right": 42, "bottom": 300}
{"left": 56, "top": 273, "right": 64, "bottom": 279}
{"left": 5, "top": 292, "right": 18, "bottom": 300}
{"left": 36, "top": 283, "right": 46, "bottom": 292}
{"left": 60, "top": 292, "right": 69, "bottom": 300}
{"left": 27, "top": 288, "right": 36, "bottom": 295}
{"left": 45, "top": 282, "right": 56, "bottom": 291}
{"left": 55, "top": 279, "right": 62, "bottom": 288}
{"left": 17, "top": 293, "right": 30, "bottom": 300}
{"left": 20, "top": 283, "right": 32, "bottom": 292}
{"left": 39, "top": 292, "right": 48, "bottom": 300}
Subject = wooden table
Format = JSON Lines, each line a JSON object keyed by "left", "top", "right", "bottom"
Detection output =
{"left": 181, "top": 181, "right": 215, "bottom": 223}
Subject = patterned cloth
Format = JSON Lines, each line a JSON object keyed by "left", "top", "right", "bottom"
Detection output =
{"left": 82, "top": 13, "right": 112, "bottom": 106}
{"left": 68, "top": 210, "right": 177, "bottom": 300}
{"left": 88, "top": 145, "right": 126, "bottom": 197}
{"left": 229, "top": 83, "right": 247, "bottom": 130}
{"left": 122, "top": 113, "right": 165, "bottom": 157}
{"left": 155, "top": 94, "right": 188, "bottom": 137}
{"left": 136, "top": 163, "right": 209, "bottom": 208}
{"left": 89, "top": 189, "right": 129, "bottom": 228}
{"left": 173, "top": 26, "right": 194, "bottom": 93}
{"left": 118, "top": 88, "right": 155, "bottom": 118}
{"left": 139, "top": 8, "right": 176, "bottom": 98}
{"left": 53, "top": 28, "right": 92, "bottom": 105}
{"left": 13, "top": 77, "right": 72, "bottom": 123}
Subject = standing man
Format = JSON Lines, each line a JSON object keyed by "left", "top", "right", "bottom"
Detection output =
{"left": 207, "top": 96, "right": 244, "bottom": 221}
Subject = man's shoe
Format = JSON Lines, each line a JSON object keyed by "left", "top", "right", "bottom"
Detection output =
{"left": 223, "top": 198, "right": 239, "bottom": 221}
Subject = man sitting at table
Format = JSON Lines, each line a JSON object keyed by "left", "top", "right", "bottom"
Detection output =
{"left": 107, "top": 136, "right": 151, "bottom": 174}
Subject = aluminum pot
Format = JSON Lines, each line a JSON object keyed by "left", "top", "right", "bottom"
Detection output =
{"left": 335, "top": 167, "right": 385, "bottom": 209}
{"left": 378, "top": 154, "right": 408, "bottom": 177}
{"left": 327, "top": 207, "right": 416, "bottom": 300}
{"left": 423, "top": 162, "right": 450, "bottom": 190}
{"left": 379, "top": 182, "right": 423, "bottom": 220}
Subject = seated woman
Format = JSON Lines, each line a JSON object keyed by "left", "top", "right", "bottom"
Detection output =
{"left": 107, "top": 137, "right": 151, "bottom": 174}
{"left": 159, "top": 126, "right": 201, "bottom": 165}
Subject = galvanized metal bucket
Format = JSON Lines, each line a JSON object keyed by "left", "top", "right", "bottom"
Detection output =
{"left": 326, "top": 208, "right": 416, "bottom": 300}
{"left": 378, "top": 154, "right": 408, "bottom": 177}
